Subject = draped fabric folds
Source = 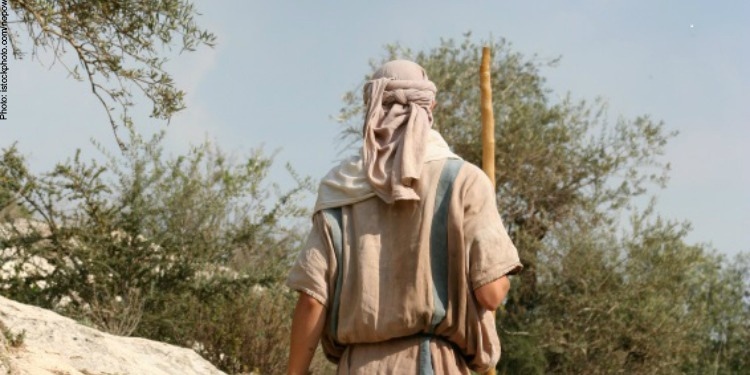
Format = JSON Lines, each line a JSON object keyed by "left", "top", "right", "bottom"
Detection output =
{"left": 362, "top": 61, "right": 438, "bottom": 204}
{"left": 314, "top": 130, "right": 458, "bottom": 213}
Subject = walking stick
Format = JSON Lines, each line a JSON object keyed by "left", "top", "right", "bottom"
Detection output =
{"left": 480, "top": 46, "right": 497, "bottom": 375}
{"left": 480, "top": 46, "right": 495, "bottom": 186}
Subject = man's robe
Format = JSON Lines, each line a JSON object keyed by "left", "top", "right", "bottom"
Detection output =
{"left": 287, "top": 158, "right": 522, "bottom": 374}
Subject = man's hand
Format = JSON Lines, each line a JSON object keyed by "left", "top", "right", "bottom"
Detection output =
{"left": 474, "top": 275, "right": 510, "bottom": 311}
{"left": 288, "top": 292, "right": 326, "bottom": 375}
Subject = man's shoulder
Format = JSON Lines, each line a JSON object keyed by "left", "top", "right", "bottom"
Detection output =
{"left": 449, "top": 160, "right": 494, "bottom": 195}
{"left": 456, "top": 160, "right": 484, "bottom": 176}
{"left": 424, "top": 158, "right": 491, "bottom": 189}
{"left": 314, "top": 155, "right": 375, "bottom": 212}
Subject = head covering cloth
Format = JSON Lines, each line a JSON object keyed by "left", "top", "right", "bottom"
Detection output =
{"left": 362, "top": 60, "right": 437, "bottom": 203}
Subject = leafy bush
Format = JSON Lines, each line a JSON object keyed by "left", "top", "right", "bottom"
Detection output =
{"left": 0, "top": 129, "right": 311, "bottom": 372}
{"left": 187, "top": 283, "right": 296, "bottom": 374}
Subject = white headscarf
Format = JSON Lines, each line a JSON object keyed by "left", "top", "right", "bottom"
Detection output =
{"left": 362, "top": 60, "right": 439, "bottom": 203}
{"left": 314, "top": 60, "right": 459, "bottom": 212}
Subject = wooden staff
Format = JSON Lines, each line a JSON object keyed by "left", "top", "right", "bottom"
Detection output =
{"left": 480, "top": 46, "right": 497, "bottom": 375}
{"left": 480, "top": 46, "right": 495, "bottom": 184}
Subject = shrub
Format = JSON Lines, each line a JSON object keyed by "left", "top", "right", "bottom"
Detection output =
{"left": 1, "top": 129, "right": 311, "bottom": 371}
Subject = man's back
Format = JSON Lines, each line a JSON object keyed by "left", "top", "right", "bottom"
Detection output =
{"left": 286, "top": 59, "right": 521, "bottom": 375}
{"left": 288, "top": 159, "right": 521, "bottom": 373}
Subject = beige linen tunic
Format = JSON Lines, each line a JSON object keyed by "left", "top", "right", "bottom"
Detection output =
{"left": 287, "top": 158, "right": 522, "bottom": 374}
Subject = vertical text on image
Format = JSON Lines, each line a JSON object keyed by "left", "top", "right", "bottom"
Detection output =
{"left": 0, "top": 0, "right": 9, "bottom": 120}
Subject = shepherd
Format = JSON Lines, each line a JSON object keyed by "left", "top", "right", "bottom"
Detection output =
{"left": 286, "top": 59, "right": 522, "bottom": 374}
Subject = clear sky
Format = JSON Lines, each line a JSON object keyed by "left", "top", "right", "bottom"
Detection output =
{"left": 3, "top": 1, "right": 748, "bottom": 256}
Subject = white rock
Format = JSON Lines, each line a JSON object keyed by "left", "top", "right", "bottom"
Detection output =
{"left": 0, "top": 296, "right": 226, "bottom": 375}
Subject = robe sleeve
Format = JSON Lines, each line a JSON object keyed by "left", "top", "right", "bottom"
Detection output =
{"left": 461, "top": 166, "right": 523, "bottom": 290}
{"left": 286, "top": 213, "right": 334, "bottom": 306}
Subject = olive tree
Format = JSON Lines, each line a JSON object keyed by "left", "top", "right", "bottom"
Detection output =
{"left": 338, "top": 34, "right": 749, "bottom": 373}
{"left": 7, "top": 0, "right": 215, "bottom": 148}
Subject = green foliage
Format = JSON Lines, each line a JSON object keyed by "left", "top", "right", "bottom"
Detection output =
{"left": 187, "top": 284, "right": 296, "bottom": 374}
{"left": 339, "top": 35, "right": 676, "bottom": 317}
{"left": 686, "top": 251, "right": 750, "bottom": 374}
{"left": 516, "top": 211, "right": 750, "bottom": 375}
{"left": 338, "top": 34, "right": 749, "bottom": 373}
{"left": 0, "top": 130, "right": 311, "bottom": 373}
{"left": 343, "top": 34, "right": 673, "bottom": 227}
{"left": 0, "top": 145, "right": 31, "bottom": 221}
{"left": 8, "top": 0, "right": 216, "bottom": 148}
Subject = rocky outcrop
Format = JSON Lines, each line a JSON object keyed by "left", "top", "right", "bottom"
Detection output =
{"left": 0, "top": 296, "right": 225, "bottom": 375}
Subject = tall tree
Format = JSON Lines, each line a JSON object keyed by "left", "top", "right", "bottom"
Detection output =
{"left": 337, "top": 34, "right": 749, "bottom": 373}
{"left": 339, "top": 33, "right": 674, "bottom": 327}
{"left": 8, "top": 0, "right": 215, "bottom": 148}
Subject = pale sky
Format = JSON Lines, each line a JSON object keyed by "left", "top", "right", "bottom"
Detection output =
{"left": 3, "top": 1, "right": 748, "bottom": 256}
